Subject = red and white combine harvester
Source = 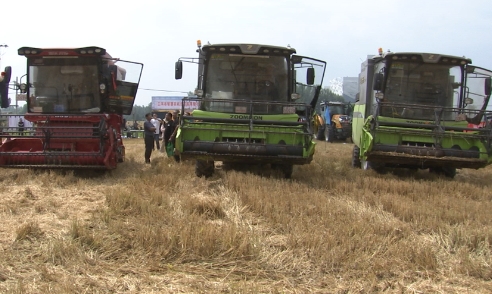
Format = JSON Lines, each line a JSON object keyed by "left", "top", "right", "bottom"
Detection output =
{"left": 0, "top": 47, "right": 143, "bottom": 169}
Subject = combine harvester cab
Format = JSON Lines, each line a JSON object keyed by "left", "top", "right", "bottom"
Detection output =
{"left": 0, "top": 47, "right": 143, "bottom": 169}
{"left": 352, "top": 49, "right": 492, "bottom": 178}
{"left": 175, "top": 41, "right": 326, "bottom": 178}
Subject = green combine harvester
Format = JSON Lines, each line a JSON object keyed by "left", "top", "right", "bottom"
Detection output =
{"left": 352, "top": 48, "right": 492, "bottom": 178}
{"left": 175, "top": 41, "right": 326, "bottom": 178}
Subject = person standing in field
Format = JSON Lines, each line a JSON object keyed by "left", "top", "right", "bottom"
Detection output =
{"left": 151, "top": 113, "right": 162, "bottom": 151}
{"left": 163, "top": 111, "right": 180, "bottom": 162}
{"left": 163, "top": 112, "right": 175, "bottom": 148}
{"left": 18, "top": 118, "right": 25, "bottom": 135}
{"left": 143, "top": 113, "right": 156, "bottom": 164}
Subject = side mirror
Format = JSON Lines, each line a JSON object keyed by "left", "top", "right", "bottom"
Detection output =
{"left": 1, "top": 66, "right": 12, "bottom": 84}
{"left": 175, "top": 61, "right": 183, "bottom": 80}
{"left": 485, "top": 77, "right": 491, "bottom": 96}
{"left": 373, "top": 73, "right": 384, "bottom": 91}
{"left": 306, "top": 67, "right": 315, "bottom": 85}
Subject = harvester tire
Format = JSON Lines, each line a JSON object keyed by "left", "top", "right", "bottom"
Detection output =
{"left": 443, "top": 167, "right": 457, "bottom": 178}
{"left": 282, "top": 164, "right": 293, "bottom": 179}
{"left": 429, "top": 167, "right": 456, "bottom": 179}
{"left": 196, "top": 160, "right": 214, "bottom": 178}
{"left": 352, "top": 146, "right": 361, "bottom": 168}
{"left": 316, "top": 127, "right": 325, "bottom": 141}
{"left": 325, "top": 126, "right": 334, "bottom": 143}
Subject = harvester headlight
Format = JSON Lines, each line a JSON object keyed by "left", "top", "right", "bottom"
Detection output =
{"left": 80, "top": 50, "right": 87, "bottom": 54}
{"left": 375, "top": 92, "right": 384, "bottom": 99}
{"left": 291, "top": 93, "right": 300, "bottom": 100}
{"left": 99, "top": 83, "right": 106, "bottom": 93}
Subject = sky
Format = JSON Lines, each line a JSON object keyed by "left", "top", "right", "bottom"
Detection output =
{"left": 2, "top": 0, "right": 492, "bottom": 107}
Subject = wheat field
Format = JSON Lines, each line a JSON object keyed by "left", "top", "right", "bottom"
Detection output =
{"left": 0, "top": 139, "right": 491, "bottom": 293}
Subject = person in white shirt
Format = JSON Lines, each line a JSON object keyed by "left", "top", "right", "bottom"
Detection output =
{"left": 150, "top": 113, "right": 162, "bottom": 151}
{"left": 160, "top": 115, "right": 167, "bottom": 151}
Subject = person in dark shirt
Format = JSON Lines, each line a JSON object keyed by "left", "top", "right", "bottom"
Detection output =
{"left": 163, "top": 112, "right": 176, "bottom": 147}
{"left": 143, "top": 113, "right": 156, "bottom": 164}
{"left": 163, "top": 111, "right": 180, "bottom": 162}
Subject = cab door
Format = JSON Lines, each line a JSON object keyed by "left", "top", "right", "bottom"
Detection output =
{"left": 292, "top": 55, "right": 326, "bottom": 108}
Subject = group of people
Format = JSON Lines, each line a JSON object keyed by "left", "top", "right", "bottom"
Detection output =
{"left": 143, "top": 110, "right": 180, "bottom": 164}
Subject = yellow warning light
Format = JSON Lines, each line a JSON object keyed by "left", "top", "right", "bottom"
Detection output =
{"left": 197, "top": 40, "right": 202, "bottom": 48}
{"left": 378, "top": 48, "right": 383, "bottom": 56}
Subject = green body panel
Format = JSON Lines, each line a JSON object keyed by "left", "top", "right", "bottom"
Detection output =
{"left": 354, "top": 113, "right": 492, "bottom": 168}
{"left": 176, "top": 110, "right": 315, "bottom": 164}
{"left": 362, "top": 119, "right": 489, "bottom": 160}
{"left": 351, "top": 104, "right": 366, "bottom": 146}
{"left": 192, "top": 110, "right": 300, "bottom": 122}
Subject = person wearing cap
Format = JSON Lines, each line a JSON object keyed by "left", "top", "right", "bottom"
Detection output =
{"left": 143, "top": 113, "right": 156, "bottom": 164}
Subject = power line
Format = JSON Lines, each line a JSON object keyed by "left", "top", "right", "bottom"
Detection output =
{"left": 139, "top": 88, "right": 189, "bottom": 94}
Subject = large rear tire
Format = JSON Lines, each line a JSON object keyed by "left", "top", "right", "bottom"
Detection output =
{"left": 315, "top": 126, "right": 325, "bottom": 141}
{"left": 195, "top": 160, "right": 214, "bottom": 178}
{"left": 325, "top": 126, "right": 334, "bottom": 143}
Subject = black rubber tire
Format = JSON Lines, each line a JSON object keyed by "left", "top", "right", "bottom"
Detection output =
{"left": 442, "top": 167, "right": 456, "bottom": 179}
{"left": 195, "top": 160, "right": 214, "bottom": 177}
{"left": 325, "top": 126, "right": 335, "bottom": 143}
{"left": 282, "top": 164, "right": 293, "bottom": 179}
{"left": 352, "top": 145, "right": 361, "bottom": 168}
{"left": 316, "top": 126, "right": 325, "bottom": 141}
{"left": 430, "top": 167, "right": 456, "bottom": 179}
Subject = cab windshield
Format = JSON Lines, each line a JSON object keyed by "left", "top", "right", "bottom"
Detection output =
{"left": 27, "top": 57, "right": 101, "bottom": 113}
{"left": 384, "top": 61, "right": 462, "bottom": 109}
{"left": 205, "top": 54, "right": 289, "bottom": 104}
